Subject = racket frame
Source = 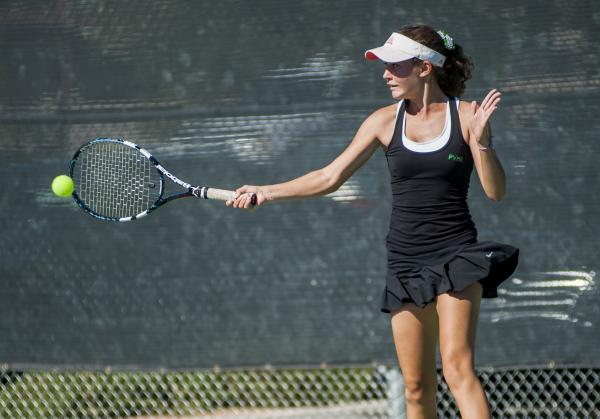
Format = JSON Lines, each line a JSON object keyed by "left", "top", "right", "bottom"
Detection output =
{"left": 69, "top": 138, "right": 236, "bottom": 222}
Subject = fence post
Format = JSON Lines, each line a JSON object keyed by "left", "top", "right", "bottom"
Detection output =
{"left": 385, "top": 366, "right": 406, "bottom": 419}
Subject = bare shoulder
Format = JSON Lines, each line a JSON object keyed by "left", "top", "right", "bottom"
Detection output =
{"left": 366, "top": 103, "right": 397, "bottom": 124}
{"left": 362, "top": 103, "right": 398, "bottom": 146}
{"left": 457, "top": 99, "right": 474, "bottom": 143}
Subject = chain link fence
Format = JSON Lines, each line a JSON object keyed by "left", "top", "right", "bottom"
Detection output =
{"left": 0, "top": 365, "right": 597, "bottom": 417}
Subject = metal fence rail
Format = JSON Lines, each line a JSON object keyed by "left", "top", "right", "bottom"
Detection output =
{"left": 0, "top": 365, "right": 597, "bottom": 417}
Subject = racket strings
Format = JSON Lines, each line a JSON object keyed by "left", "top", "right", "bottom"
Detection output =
{"left": 73, "top": 142, "right": 161, "bottom": 219}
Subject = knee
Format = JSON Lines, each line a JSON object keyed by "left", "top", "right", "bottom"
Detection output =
{"left": 441, "top": 350, "right": 476, "bottom": 390}
{"left": 403, "top": 376, "right": 437, "bottom": 405}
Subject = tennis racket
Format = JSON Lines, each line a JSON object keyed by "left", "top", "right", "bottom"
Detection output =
{"left": 69, "top": 137, "right": 255, "bottom": 222}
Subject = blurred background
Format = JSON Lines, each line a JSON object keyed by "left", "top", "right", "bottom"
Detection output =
{"left": 1, "top": 0, "right": 599, "bottom": 417}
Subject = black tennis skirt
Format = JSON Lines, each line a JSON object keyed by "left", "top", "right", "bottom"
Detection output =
{"left": 381, "top": 240, "right": 519, "bottom": 313}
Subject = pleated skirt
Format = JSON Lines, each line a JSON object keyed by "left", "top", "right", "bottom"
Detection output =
{"left": 381, "top": 240, "right": 519, "bottom": 313}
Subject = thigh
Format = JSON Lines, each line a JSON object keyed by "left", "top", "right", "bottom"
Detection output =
{"left": 390, "top": 302, "right": 439, "bottom": 383}
{"left": 436, "top": 281, "right": 483, "bottom": 364}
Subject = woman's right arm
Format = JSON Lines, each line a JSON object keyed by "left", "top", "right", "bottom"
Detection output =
{"left": 227, "top": 106, "right": 392, "bottom": 209}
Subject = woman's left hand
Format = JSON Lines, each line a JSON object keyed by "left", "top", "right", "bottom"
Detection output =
{"left": 469, "top": 88, "right": 501, "bottom": 145}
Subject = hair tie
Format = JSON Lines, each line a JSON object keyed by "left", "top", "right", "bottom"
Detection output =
{"left": 437, "top": 30, "right": 455, "bottom": 50}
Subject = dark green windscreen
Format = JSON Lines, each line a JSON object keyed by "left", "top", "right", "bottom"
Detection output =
{"left": 1, "top": 0, "right": 598, "bottom": 369}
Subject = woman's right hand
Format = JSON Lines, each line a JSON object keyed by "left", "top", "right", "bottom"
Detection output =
{"left": 226, "top": 185, "right": 269, "bottom": 209}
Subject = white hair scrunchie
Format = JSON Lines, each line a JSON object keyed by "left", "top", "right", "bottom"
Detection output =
{"left": 436, "top": 30, "right": 455, "bottom": 51}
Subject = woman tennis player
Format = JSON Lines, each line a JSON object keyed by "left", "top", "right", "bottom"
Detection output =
{"left": 227, "top": 24, "right": 518, "bottom": 418}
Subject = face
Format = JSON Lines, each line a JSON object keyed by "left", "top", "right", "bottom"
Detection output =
{"left": 382, "top": 58, "right": 428, "bottom": 99}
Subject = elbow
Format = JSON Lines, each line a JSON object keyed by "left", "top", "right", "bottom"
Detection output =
{"left": 486, "top": 189, "right": 506, "bottom": 202}
{"left": 484, "top": 178, "right": 506, "bottom": 202}
{"left": 324, "top": 176, "right": 343, "bottom": 195}
{"left": 485, "top": 170, "right": 507, "bottom": 202}
{"left": 319, "top": 168, "right": 343, "bottom": 194}
{"left": 488, "top": 195, "right": 503, "bottom": 202}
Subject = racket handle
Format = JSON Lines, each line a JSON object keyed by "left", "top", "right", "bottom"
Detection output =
{"left": 203, "top": 187, "right": 235, "bottom": 201}
{"left": 199, "top": 187, "right": 257, "bottom": 206}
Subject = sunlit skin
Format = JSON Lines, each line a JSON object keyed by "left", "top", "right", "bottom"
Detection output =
{"left": 227, "top": 59, "right": 504, "bottom": 209}
{"left": 226, "top": 52, "right": 509, "bottom": 419}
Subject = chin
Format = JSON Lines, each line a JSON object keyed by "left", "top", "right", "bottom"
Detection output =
{"left": 390, "top": 91, "right": 404, "bottom": 100}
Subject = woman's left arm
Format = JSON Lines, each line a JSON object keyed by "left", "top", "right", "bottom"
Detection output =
{"left": 466, "top": 89, "right": 506, "bottom": 202}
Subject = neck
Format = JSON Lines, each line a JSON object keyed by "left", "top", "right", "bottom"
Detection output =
{"left": 404, "top": 80, "right": 448, "bottom": 118}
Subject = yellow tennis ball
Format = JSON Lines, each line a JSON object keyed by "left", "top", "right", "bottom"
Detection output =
{"left": 51, "top": 175, "right": 74, "bottom": 197}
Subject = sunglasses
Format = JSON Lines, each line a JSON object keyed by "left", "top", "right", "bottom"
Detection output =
{"left": 382, "top": 58, "right": 424, "bottom": 71}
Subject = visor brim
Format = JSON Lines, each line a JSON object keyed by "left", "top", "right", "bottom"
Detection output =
{"left": 364, "top": 46, "right": 414, "bottom": 63}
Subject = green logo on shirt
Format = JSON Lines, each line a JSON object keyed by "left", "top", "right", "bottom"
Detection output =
{"left": 448, "top": 153, "right": 464, "bottom": 162}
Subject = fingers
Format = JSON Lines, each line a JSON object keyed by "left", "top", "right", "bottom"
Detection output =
{"left": 480, "top": 89, "right": 501, "bottom": 113}
{"left": 469, "top": 90, "right": 501, "bottom": 140}
{"left": 236, "top": 192, "right": 255, "bottom": 209}
{"left": 468, "top": 89, "right": 503, "bottom": 117}
{"left": 226, "top": 185, "right": 260, "bottom": 209}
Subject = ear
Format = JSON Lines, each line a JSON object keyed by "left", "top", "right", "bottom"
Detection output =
{"left": 418, "top": 61, "right": 434, "bottom": 78}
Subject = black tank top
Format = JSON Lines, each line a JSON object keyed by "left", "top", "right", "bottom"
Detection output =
{"left": 385, "top": 97, "right": 477, "bottom": 265}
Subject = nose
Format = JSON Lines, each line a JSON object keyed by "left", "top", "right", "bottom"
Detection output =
{"left": 383, "top": 68, "right": 392, "bottom": 80}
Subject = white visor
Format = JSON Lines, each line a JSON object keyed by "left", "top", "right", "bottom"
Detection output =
{"left": 365, "top": 32, "right": 446, "bottom": 67}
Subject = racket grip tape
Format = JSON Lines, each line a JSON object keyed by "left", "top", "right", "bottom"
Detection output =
{"left": 201, "top": 187, "right": 257, "bottom": 206}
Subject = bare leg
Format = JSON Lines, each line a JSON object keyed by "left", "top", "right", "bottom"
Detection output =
{"left": 390, "top": 302, "right": 439, "bottom": 419}
{"left": 437, "top": 281, "right": 490, "bottom": 419}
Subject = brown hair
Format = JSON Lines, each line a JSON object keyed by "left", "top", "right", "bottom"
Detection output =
{"left": 399, "top": 24, "right": 473, "bottom": 97}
